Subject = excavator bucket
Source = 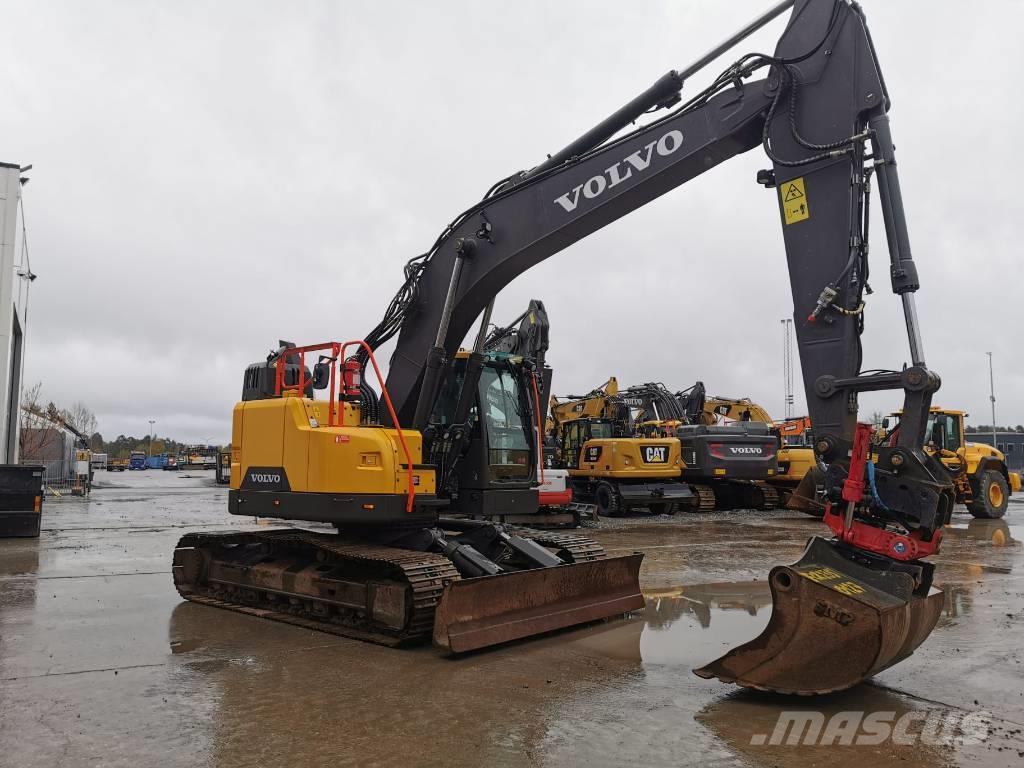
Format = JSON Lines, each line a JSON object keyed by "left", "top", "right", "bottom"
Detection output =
{"left": 694, "top": 537, "right": 944, "bottom": 695}
{"left": 786, "top": 465, "right": 827, "bottom": 517}
{"left": 433, "top": 554, "right": 644, "bottom": 653}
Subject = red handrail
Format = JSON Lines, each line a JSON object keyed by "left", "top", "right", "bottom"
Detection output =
{"left": 274, "top": 340, "right": 416, "bottom": 513}
{"left": 339, "top": 340, "right": 416, "bottom": 513}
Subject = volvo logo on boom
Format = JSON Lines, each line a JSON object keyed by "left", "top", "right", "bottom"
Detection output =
{"left": 553, "top": 129, "right": 684, "bottom": 213}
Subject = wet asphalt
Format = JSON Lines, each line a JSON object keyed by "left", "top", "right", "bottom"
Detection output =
{"left": 1, "top": 471, "right": 1022, "bottom": 767}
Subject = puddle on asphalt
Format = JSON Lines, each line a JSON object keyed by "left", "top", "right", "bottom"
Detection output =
{"left": 0, "top": 539, "right": 40, "bottom": 577}
{"left": 163, "top": 575, "right": 1023, "bottom": 767}
{"left": 944, "top": 518, "right": 1019, "bottom": 547}
{"left": 558, "top": 580, "right": 773, "bottom": 668}
{"left": 639, "top": 581, "right": 772, "bottom": 667}
{"left": 169, "top": 637, "right": 202, "bottom": 654}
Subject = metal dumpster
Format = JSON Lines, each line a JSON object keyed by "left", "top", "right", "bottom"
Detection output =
{"left": 0, "top": 465, "right": 45, "bottom": 538}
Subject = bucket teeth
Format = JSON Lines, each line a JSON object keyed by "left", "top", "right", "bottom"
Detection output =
{"left": 694, "top": 536, "right": 944, "bottom": 695}
{"left": 433, "top": 554, "right": 644, "bottom": 653}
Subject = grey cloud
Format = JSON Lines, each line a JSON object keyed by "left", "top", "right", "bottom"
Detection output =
{"left": 3, "top": 0, "right": 1019, "bottom": 441}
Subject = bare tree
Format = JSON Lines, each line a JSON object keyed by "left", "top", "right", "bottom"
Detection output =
{"left": 62, "top": 401, "right": 97, "bottom": 437}
{"left": 19, "top": 382, "right": 51, "bottom": 459}
{"left": 18, "top": 385, "right": 100, "bottom": 461}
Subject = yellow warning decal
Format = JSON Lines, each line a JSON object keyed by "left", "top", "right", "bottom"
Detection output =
{"left": 781, "top": 177, "right": 809, "bottom": 225}
{"left": 799, "top": 565, "right": 867, "bottom": 596}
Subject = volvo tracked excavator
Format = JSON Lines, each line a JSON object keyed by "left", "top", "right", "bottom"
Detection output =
{"left": 691, "top": 389, "right": 819, "bottom": 503}
{"left": 627, "top": 381, "right": 782, "bottom": 511}
{"left": 174, "top": 0, "right": 956, "bottom": 694}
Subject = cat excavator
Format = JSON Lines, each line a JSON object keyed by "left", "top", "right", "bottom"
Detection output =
{"left": 173, "top": 0, "right": 955, "bottom": 694}
{"left": 549, "top": 379, "right": 694, "bottom": 515}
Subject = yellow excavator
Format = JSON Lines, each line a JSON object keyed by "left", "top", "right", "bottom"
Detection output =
{"left": 174, "top": 0, "right": 957, "bottom": 694}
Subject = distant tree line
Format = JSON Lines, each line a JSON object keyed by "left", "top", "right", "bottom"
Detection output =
{"left": 20, "top": 382, "right": 223, "bottom": 459}
{"left": 87, "top": 433, "right": 223, "bottom": 459}
{"left": 965, "top": 424, "right": 1024, "bottom": 434}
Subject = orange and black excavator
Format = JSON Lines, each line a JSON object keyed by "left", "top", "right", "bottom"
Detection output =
{"left": 174, "top": 0, "right": 955, "bottom": 694}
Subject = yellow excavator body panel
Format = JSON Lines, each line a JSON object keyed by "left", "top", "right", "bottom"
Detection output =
{"left": 568, "top": 437, "right": 682, "bottom": 480}
{"left": 230, "top": 394, "right": 435, "bottom": 496}
{"left": 776, "top": 445, "right": 816, "bottom": 487}
{"left": 701, "top": 397, "right": 776, "bottom": 427}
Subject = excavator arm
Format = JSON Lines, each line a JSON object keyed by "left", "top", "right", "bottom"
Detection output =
{"left": 483, "top": 298, "right": 552, "bottom": 407}
{"left": 358, "top": 0, "right": 955, "bottom": 692}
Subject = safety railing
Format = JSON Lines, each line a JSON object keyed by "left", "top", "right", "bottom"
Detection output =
{"left": 273, "top": 340, "right": 416, "bottom": 512}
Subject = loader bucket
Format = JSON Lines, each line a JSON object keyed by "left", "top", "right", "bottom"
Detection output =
{"left": 694, "top": 537, "right": 944, "bottom": 694}
{"left": 433, "top": 553, "right": 644, "bottom": 653}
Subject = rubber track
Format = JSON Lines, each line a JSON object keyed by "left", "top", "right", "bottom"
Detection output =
{"left": 506, "top": 527, "right": 606, "bottom": 563}
{"left": 174, "top": 527, "right": 607, "bottom": 645}
{"left": 758, "top": 483, "right": 781, "bottom": 510}
{"left": 690, "top": 484, "right": 717, "bottom": 512}
{"left": 174, "top": 529, "right": 459, "bottom": 644}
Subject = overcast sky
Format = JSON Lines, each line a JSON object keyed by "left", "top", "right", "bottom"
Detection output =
{"left": 2, "top": 0, "right": 1021, "bottom": 444}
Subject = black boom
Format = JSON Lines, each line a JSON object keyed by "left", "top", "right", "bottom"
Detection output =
{"left": 364, "top": 0, "right": 954, "bottom": 537}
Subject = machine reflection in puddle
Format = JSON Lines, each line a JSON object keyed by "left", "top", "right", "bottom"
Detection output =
{"left": 637, "top": 580, "right": 773, "bottom": 667}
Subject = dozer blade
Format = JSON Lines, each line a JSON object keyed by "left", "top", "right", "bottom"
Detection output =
{"left": 433, "top": 553, "right": 644, "bottom": 653}
{"left": 694, "top": 537, "right": 944, "bottom": 695}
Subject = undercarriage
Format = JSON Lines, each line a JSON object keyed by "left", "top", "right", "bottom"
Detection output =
{"left": 173, "top": 522, "right": 642, "bottom": 653}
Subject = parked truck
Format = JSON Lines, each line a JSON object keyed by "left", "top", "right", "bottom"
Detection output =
{"left": 146, "top": 454, "right": 167, "bottom": 470}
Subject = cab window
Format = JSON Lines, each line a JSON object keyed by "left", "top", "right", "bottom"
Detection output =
{"left": 479, "top": 366, "right": 530, "bottom": 478}
{"left": 927, "top": 413, "right": 962, "bottom": 453}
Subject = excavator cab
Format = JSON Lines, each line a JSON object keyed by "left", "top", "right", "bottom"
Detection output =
{"left": 558, "top": 418, "right": 615, "bottom": 469}
{"left": 428, "top": 351, "right": 540, "bottom": 517}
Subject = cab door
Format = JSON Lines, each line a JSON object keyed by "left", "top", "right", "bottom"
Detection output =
{"left": 561, "top": 422, "right": 584, "bottom": 469}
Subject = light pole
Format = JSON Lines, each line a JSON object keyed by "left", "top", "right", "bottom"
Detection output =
{"left": 148, "top": 419, "right": 155, "bottom": 457}
{"left": 986, "top": 352, "right": 996, "bottom": 448}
